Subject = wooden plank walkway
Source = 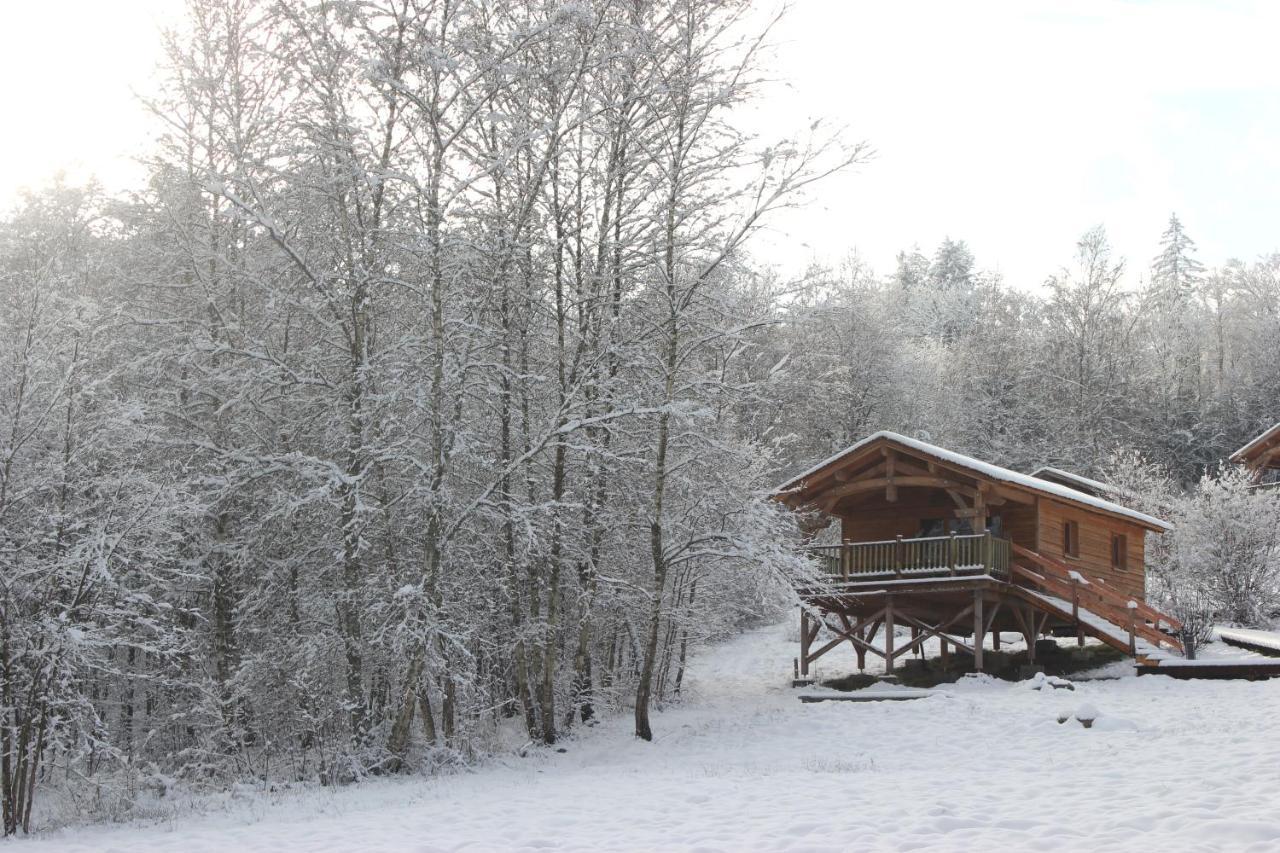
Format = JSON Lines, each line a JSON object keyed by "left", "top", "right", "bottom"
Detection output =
{"left": 1137, "top": 658, "right": 1280, "bottom": 680}
{"left": 798, "top": 689, "right": 933, "bottom": 703}
{"left": 1216, "top": 628, "right": 1280, "bottom": 657}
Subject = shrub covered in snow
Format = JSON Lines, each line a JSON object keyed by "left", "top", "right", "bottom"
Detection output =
{"left": 1116, "top": 454, "right": 1280, "bottom": 658}
{"left": 1154, "top": 467, "right": 1280, "bottom": 655}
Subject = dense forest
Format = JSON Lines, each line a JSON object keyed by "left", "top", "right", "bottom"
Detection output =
{"left": 2, "top": 0, "right": 1278, "bottom": 834}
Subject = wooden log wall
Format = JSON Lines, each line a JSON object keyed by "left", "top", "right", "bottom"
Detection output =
{"left": 1036, "top": 501, "right": 1146, "bottom": 600}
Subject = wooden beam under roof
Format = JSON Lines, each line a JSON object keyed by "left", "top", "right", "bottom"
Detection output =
{"left": 814, "top": 475, "right": 981, "bottom": 504}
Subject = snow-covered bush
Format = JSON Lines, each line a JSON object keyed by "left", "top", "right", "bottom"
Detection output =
{"left": 1157, "top": 466, "right": 1280, "bottom": 655}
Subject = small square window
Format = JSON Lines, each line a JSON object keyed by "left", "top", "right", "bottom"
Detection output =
{"left": 1063, "top": 521, "right": 1080, "bottom": 558}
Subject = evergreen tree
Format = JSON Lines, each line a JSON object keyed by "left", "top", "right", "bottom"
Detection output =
{"left": 928, "top": 237, "right": 975, "bottom": 291}
{"left": 1139, "top": 213, "right": 1210, "bottom": 476}
{"left": 1151, "top": 213, "right": 1205, "bottom": 305}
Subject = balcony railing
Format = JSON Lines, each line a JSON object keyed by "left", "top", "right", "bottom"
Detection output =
{"left": 806, "top": 533, "right": 1010, "bottom": 584}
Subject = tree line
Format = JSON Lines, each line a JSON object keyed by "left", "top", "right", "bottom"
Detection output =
{"left": 1, "top": 0, "right": 852, "bottom": 832}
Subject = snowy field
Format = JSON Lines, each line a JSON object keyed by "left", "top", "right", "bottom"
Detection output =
{"left": 21, "top": 623, "right": 1280, "bottom": 853}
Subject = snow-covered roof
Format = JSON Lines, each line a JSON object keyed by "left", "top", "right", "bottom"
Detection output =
{"left": 1030, "top": 466, "right": 1113, "bottom": 497}
{"left": 775, "top": 431, "right": 1170, "bottom": 532}
{"left": 1230, "top": 422, "right": 1280, "bottom": 464}
{"left": 1032, "top": 465, "right": 1174, "bottom": 513}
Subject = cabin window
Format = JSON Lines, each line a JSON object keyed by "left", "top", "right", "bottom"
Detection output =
{"left": 1063, "top": 520, "right": 1080, "bottom": 558}
{"left": 1112, "top": 533, "right": 1128, "bottom": 570}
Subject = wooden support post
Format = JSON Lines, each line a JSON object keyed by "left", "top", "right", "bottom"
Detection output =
{"left": 884, "top": 597, "right": 896, "bottom": 674}
{"left": 895, "top": 535, "right": 904, "bottom": 578}
{"left": 939, "top": 636, "right": 950, "bottom": 668}
{"left": 948, "top": 533, "right": 957, "bottom": 575}
{"left": 973, "top": 592, "right": 984, "bottom": 672}
{"left": 992, "top": 629, "right": 1000, "bottom": 651}
{"left": 799, "top": 607, "right": 811, "bottom": 677}
{"left": 1025, "top": 606, "right": 1037, "bottom": 662}
{"left": 1127, "top": 603, "right": 1138, "bottom": 656}
{"left": 855, "top": 628, "right": 867, "bottom": 671}
{"left": 1071, "top": 576, "right": 1084, "bottom": 646}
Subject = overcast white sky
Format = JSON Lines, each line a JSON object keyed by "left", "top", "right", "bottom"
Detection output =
{"left": 2, "top": 0, "right": 1278, "bottom": 288}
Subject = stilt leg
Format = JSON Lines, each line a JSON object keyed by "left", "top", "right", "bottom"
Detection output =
{"left": 799, "top": 607, "right": 811, "bottom": 677}
{"left": 973, "top": 592, "right": 985, "bottom": 672}
{"left": 884, "top": 597, "right": 896, "bottom": 675}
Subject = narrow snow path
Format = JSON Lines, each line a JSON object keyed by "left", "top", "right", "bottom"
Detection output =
{"left": 23, "top": 623, "right": 1280, "bottom": 852}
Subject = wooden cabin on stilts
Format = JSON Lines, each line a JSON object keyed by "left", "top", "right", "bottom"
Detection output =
{"left": 775, "top": 432, "right": 1184, "bottom": 678}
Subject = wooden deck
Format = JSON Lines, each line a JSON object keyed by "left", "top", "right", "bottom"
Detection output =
{"left": 796, "top": 534, "right": 1183, "bottom": 677}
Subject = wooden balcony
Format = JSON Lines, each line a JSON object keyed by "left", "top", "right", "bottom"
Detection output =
{"left": 806, "top": 532, "right": 1011, "bottom": 585}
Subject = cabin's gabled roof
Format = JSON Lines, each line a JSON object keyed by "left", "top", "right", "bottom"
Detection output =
{"left": 1230, "top": 422, "right": 1280, "bottom": 469}
{"left": 775, "top": 431, "right": 1170, "bottom": 532}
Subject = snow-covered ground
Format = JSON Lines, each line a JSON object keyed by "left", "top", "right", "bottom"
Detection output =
{"left": 21, "top": 623, "right": 1280, "bottom": 852}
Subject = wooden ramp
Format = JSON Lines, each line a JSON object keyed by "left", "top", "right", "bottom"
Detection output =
{"left": 1009, "top": 544, "right": 1183, "bottom": 659}
{"left": 1015, "top": 588, "right": 1170, "bottom": 659}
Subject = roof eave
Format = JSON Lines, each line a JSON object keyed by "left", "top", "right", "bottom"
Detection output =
{"left": 1232, "top": 422, "right": 1280, "bottom": 463}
